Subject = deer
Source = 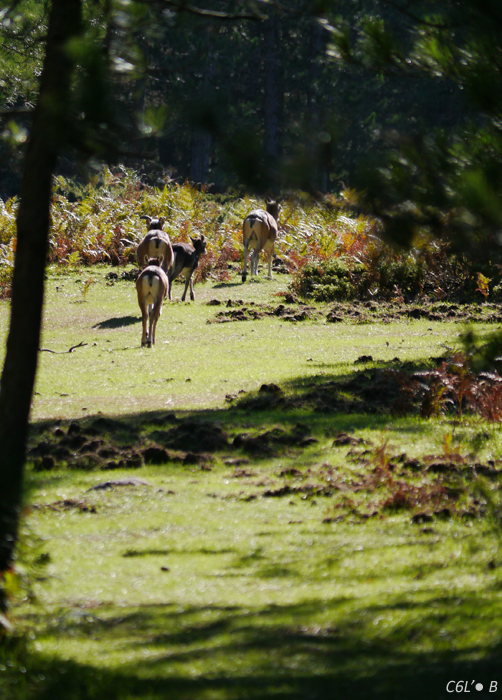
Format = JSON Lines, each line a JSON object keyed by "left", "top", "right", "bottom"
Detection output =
{"left": 136, "top": 215, "right": 174, "bottom": 281}
{"left": 242, "top": 198, "right": 279, "bottom": 282}
{"left": 136, "top": 256, "right": 169, "bottom": 347}
{"left": 169, "top": 235, "right": 207, "bottom": 301}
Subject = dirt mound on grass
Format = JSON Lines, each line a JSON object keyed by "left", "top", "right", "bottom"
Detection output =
{"left": 233, "top": 352, "right": 502, "bottom": 421}
{"left": 206, "top": 297, "right": 502, "bottom": 325}
{"left": 27, "top": 414, "right": 230, "bottom": 472}
{"left": 262, "top": 447, "right": 502, "bottom": 523}
{"left": 234, "top": 367, "right": 413, "bottom": 415}
{"left": 207, "top": 300, "right": 318, "bottom": 324}
{"left": 233, "top": 422, "right": 317, "bottom": 457}
{"left": 150, "top": 420, "right": 229, "bottom": 452}
{"left": 325, "top": 300, "right": 502, "bottom": 324}
{"left": 27, "top": 407, "right": 323, "bottom": 472}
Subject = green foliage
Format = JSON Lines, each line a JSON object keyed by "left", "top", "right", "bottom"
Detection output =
{"left": 0, "top": 170, "right": 377, "bottom": 296}
{"left": 0, "top": 1, "right": 46, "bottom": 104}
{"left": 291, "top": 234, "right": 502, "bottom": 304}
{"left": 0, "top": 518, "right": 50, "bottom": 611}
{"left": 324, "top": 2, "right": 502, "bottom": 264}
{"left": 291, "top": 257, "right": 363, "bottom": 301}
{"left": 291, "top": 250, "right": 426, "bottom": 302}
{"left": 1, "top": 0, "right": 479, "bottom": 197}
{"left": 0, "top": 0, "right": 48, "bottom": 193}
{"left": 374, "top": 254, "right": 424, "bottom": 298}
{"left": 0, "top": 196, "right": 16, "bottom": 297}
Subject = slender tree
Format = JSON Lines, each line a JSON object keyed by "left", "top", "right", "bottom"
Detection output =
{"left": 263, "top": 9, "right": 280, "bottom": 184}
{"left": 0, "top": 0, "right": 83, "bottom": 605}
{"left": 190, "top": 32, "right": 216, "bottom": 183}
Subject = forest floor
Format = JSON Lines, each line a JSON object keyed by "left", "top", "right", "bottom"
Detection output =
{"left": 1, "top": 266, "right": 502, "bottom": 700}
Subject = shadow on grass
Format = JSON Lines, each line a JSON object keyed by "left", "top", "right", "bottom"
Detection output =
{"left": 123, "top": 546, "right": 238, "bottom": 558}
{"left": 12, "top": 595, "right": 502, "bottom": 700}
{"left": 211, "top": 281, "right": 245, "bottom": 289}
{"left": 18, "top": 359, "right": 502, "bottom": 698}
{"left": 214, "top": 356, "right": 435, "bottom": 423}
{"left": 92, "top": 315, "right": 140, "bottom": 329}
{"left": 26, "top": 357, "right": 443, "bottom": 471}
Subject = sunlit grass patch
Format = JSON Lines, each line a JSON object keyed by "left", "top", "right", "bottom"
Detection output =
{"left": 2, "top": 264, "right": 502, "bottom": 700}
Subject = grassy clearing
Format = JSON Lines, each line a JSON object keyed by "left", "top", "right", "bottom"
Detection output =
{"left": 0, "top": 266, "right": 478, "bottom": 420}
{"left": 1, "top": 267, "right": 502, "bottom": 699}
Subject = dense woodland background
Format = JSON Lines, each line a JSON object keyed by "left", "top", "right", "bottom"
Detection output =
{"left": 0, "top": 1, "right": 469, "bottom": 198}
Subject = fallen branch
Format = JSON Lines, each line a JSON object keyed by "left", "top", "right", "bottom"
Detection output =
{"left": 39, "top": 341, "right": 88, "bottom": 354}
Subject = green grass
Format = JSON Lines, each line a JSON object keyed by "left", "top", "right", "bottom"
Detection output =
{"left": 0, "top": 265, "right": 474, "bottom": 419}
{"left": 1, "top": 267, "right": 502, "bottom": 700}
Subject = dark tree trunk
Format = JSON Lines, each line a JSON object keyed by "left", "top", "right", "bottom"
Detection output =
{"left": 307, "top": 18, "right": 322, "bottom": 123}
{"left": 263, "top": 12, "right": 280, "bottom": 185}
{"left": 0, "top": 0, "right": 82, "bottom": 601}
{"left": 190, "top": 47, "right": 215, "bottom": 183}
{"left": 307, "top": 18, "right": 329, "bottom": 192}
{"left": 190, "top": 130, "right": 212, "bottom": 183}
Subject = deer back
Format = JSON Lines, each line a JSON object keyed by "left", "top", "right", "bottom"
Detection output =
{"left": 136, "top": 261, "right": 169, "bottom": 300}
{"left": 243, "top": 209, "right": 278, "bottom": 245}
{"left": 136, "top": 231, "right": 173, "bottom": 272}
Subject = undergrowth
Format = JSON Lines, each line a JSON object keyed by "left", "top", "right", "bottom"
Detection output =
{"left": 291, "top": 245, "right": 502, "bottom": 304}
{"left": 0, "top": 167, "right": 371, "bottom": 297}
{"left": 2, "top": 166, "right": 501, "bottom": 304}
{"left": 397, "top": 351, "right": 502, "bottom": 423}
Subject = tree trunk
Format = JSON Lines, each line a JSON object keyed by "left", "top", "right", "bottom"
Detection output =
{"left": 190, "top": 130, "right": 212, "bottom": 183}
{"left": 0, "top": 0, "right": 82, "bottom": 599}
{"left": 263, "top": 12, "right": 280, "bottom": 185}
{"left": 190, "top": 46, "right": 215, "bottom": 184}
{"left": 307, "top": 18, "right": 330, "bottom": 192}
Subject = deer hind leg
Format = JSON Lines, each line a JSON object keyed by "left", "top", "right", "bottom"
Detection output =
{"left": 243, "top": 225, "right": 260, "bottom": 281}
{"left": 181, "top": 270, "right": 192, "bottom": 302}
{"left": 141, "top": 306, "right": 149, "bottom": 347}
{"left": 145, "top": 303, "right": 155, "bottom": 346}
{"left": 242, "top": 242, "right": 250, "bottom": 282}
{"left": 250, "top": 247, "right": 258, "bottom": 276}
{"left": 149, "top": 301, "right": 162, "bottom": 346}
{"left": 250, "top": 242, "right": 263, "bottom": 276}
{"left": 265, "top": 241, "right": 274, "bottom": 279}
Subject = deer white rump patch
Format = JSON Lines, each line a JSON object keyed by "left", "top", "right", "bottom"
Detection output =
{"left": 140, "top": 274, "right": 164, "bottom": 304}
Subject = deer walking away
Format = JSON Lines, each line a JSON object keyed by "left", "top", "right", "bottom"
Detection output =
{"left": 242, "top": 199, "right": 279, "bottom": 282}
{"left": 169, "top": 235, "right": 207, "bottom": 301}
{"left": 136, "top": 255, "right": 169, "bottom": 347}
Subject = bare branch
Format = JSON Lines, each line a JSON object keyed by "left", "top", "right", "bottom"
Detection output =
{"left": 39, "top": 341, "right": 88, "bottom": 354}
{"left": 133, "top": 0, "right": 266, "bottom": 21}
{"left": 0, "top": 107, "right": 33, "bottom": 117}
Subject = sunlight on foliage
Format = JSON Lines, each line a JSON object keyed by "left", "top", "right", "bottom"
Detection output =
{"left": 2, "top": 167, "right": 502, "bottom": 305}
{"left": 0, "top": 168, "right": 378, "bottom": 296}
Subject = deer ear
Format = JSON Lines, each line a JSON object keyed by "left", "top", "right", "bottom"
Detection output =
{"left": 141, "top": 215, "right": 152, "bottom": 226}
{"left": 200, "top": 234, "right": 205, "bottom": 241}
